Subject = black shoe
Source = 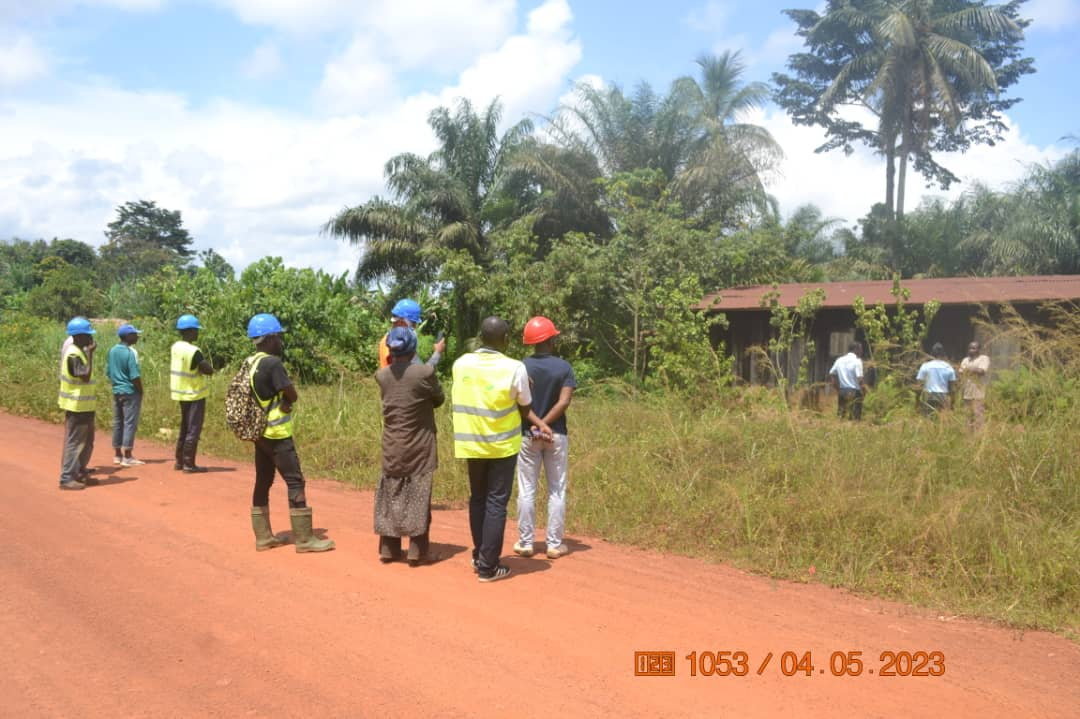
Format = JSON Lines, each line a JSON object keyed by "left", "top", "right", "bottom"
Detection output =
{"left": 173, "top": 462, "right": 184, "bottom": 470}
{"left": 477, "top": 565, "right": 512, "bottom": 583}
{"left": 59, "top": 480, "right": 86, "bottom": 491}
{"left": 182, "top": 465, "right": 208, "bottom": 474}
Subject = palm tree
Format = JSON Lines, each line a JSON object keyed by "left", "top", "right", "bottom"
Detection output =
{"left": 817, "top": 0, "right": 1023, "bottom": 219}
{"left": 671, "top": 51, "right": 783, "bottom": 225}
{"left": 326, "top": 98, "right": 531, "bottom": 344}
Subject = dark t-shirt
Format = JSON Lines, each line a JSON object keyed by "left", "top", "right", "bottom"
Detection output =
{"left": 252, "top": 355, "right": 292, "bottom": 403}
{"left": 191, "top": 350, "right": 204, "bottom": 371}
{"left": 522, "top": 353, "right": 576, "bottom": 435}
{"left": 375, "top": 362, "right": 445, "bottom": 477}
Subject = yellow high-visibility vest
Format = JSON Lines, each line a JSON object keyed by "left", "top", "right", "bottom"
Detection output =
{"left": 170, "top": 340, "right": 209, "bottom": 401}
{"left": 58, "top": 344, "right": 96, "bottom": 412}
{"left": 249, "top": 352, "right": 293, "bottom": 440}
{"left": 451, "top": 350, "right": 523, "bottom": 459}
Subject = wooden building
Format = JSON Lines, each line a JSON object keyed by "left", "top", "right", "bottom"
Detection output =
{"left": 696, "top": 275, "right": 1080, "bottom": 385}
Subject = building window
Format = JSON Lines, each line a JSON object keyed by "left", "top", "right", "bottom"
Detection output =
{"left": 829, "top": 330, "right": 855, "bottom": 357}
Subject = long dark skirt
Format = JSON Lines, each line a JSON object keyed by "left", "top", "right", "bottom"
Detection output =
{"left": 373, "top": 471, "right": 433, "bottom": 537}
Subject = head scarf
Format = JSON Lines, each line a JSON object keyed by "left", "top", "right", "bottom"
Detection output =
{"left": 387, "top": 326, "right": 418, "bottom": 357}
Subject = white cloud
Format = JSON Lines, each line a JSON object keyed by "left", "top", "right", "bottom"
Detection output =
{"left": 685, "top": 0, "right": 733, "bottom": 32}
{"left": 241, "top": 41, "right": 283, "bottom": 79}
{"left": 317, "top": 36, "right": 397, "bottom": 114}
{"left": 0, "top": 36, "right": 49, "bottom": 87}
{"left": 1027, "top": 0, "right": 1080, "bottom": 31}
{"left": 0, "top": 0, "right": 583, "bottom": 274}
{"left": 756, "top": 108, "right": 1068, "bottom": 226}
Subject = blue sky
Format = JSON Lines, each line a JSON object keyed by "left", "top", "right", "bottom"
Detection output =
{"left": 1, "top": 0, "right": 1077, "bottom": 273}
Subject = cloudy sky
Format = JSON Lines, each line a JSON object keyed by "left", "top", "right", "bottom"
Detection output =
{"left": 1, "top": 0, "right": 1077, "bottom": 274}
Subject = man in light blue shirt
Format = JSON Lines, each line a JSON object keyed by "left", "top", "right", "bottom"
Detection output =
{"left": 916, "top": 343, "right": 956, "bottom": 416}
{"left": 829, "top": 341, "right": 868, "bottom": 420}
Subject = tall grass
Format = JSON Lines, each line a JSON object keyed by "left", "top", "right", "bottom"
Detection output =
{"left": 2, "top": 315, "right": 1076, "bottom": 636}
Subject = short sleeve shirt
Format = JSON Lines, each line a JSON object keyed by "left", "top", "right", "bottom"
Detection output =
{"left": 252, "top": 355, "right": 292, "bottom": 403}
{"left": 106, "top": 343, "right": 141, "bottom": 395}
{"left": 828, "top": 353, "right": 863, "bottom": 391}
{"left": 522, "top": 354, "right": 577, "bottom": 435}
{"left": 959, "top": 355, "right": 990, "bottom": 400}
{"left": 916, "top": 360, "right": 957, "bottom": 394}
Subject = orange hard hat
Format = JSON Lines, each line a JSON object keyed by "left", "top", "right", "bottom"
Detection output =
{"left": 523, "top": 316, "right": 560, "bottom": 345}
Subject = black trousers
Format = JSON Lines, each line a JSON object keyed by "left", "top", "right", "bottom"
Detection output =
{"left": 60, "top": 411, "right": 95, "bottom": 485}
{"left": 253, "top": 436, "right": 307, "bottom": 508}
{"left": 175, "top": 399, "right": 206, "bottom": 467}
{"left": 467, "top": 455, "right": 518, "bottom": 576}
{"left": 837, "top": 388, "right": 863, "bottom": 420}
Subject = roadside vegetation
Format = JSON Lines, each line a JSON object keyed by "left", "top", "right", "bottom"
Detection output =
{"left": 0, "top": 314, "right": 1075, "bottom": 637}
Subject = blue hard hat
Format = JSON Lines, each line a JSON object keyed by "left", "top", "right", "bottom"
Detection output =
{"left": 176, "top": 314, "right": 202, "bottom": 330}
{"left": 247, "top": 313, "right": 284, "bottom": 339}
{"left": 66, "top": 317, "right": 96, "bottom": 336}
{"left": 390, "top": 298, "right": 422, "bottom": 325}
{"left": 117, "top": 323, "right": 141, "bottom": 338}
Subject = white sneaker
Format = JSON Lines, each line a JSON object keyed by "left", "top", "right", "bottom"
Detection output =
{"left": 512, "top": 541, "right": 535, "bottom": 557}
{"left": 546, "top": 544, "right": 569, "bottom": 559}
{"left": 121, "top": 457, "right": 146, "bottom": 467}
{"left": 113, "top": 456, "right": 123, "bottom": 465}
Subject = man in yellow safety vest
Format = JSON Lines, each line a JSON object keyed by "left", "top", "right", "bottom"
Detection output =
{"left": 452, "top": 316, "right": 551, "bottom": 582}
{"left": 170, "top": 314, "right": 214, "bottom": 472}
{"left": 245, "top": 313, "right": 335, "bottom": 553}
{"left": 58, "top": 317, "right": 98, "bottom": 490}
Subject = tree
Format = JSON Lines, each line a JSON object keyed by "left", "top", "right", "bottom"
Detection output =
{"left": 671, "top": 51, "right": 783, "bottom": 225}
{"left": 773, "top": 0, "right": 1034, "bottom": 226}
{"left": 326, "top": 98, "right": 532, "bottom": 345}
{"left": 198, "top": 248, "right": 234, "bottom": 281}
{"left": 24, "top": 257, "right": 102, "bottom": 320}
{"left": 100, "top": 200, "right": 195, "bottom": 279}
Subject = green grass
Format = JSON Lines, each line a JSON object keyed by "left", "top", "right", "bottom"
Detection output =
{"left": 2, "top": 317, "right": 1077, "bottom": 637}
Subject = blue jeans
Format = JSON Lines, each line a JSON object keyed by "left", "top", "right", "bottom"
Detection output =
{"left": 112, "top": 393, "right": 142, "bottom": 451}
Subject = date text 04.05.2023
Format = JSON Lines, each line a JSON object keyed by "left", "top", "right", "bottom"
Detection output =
{"left": 633, "top": 650, "right": 945, "bottom": 677}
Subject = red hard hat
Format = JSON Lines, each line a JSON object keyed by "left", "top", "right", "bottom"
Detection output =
{"left": 523, "top": 316, "right": 560, "bottom": 345}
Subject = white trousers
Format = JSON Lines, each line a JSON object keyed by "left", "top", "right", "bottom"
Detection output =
{"left": 516, "top": 433, "right": 569, "bottom": 549}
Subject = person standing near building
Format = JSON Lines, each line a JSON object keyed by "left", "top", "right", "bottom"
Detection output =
{"left": 377, "top": 298, "right": 445, "bottom": 368}
{"left": 106, "top": 323, "right": 144, "bottom": 466}
{"left": 959, "top": 340, "right": 991, "bottom": 430}
{"left": 829, "top": 341, "right": 868, "bottom": 420}
{"left": 513, "top": 316, "right": 576, "bottom": 560}
{"left": 916, "top": 343, "right": 957, "bottom": 416}
{"left": 170, "top": 314, "right": 214, "bottom": 472}
{"left": 58, "top": 317, "right": 98, "bottom": 490}
{"left": 452, "top": 316, "right": 552, "bottom": 583}
{"left": 374, "top": 326, "right": 445, "bottom": 565}
{"left": 246, "top": 313, "right": 335, "bottom": 553}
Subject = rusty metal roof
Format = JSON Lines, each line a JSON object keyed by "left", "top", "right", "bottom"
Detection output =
{"left": 696, "top": 275, "right": 1080, "bottom": 312}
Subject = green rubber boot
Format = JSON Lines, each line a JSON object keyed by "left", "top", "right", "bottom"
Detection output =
{"left": 251, "top": 506, "right": 287, "bottom": 551}
{"left": 289, "top": 507, "right": 335, "bottom": 553}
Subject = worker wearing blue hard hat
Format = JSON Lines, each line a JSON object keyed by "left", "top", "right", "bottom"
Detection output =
{"left": 106, "top": 323, "right": 145, "bottom": 467}
{"left": 244, "top": 313, "right": 334, "bottom": 553}
{"left": 376, "top": 298, "right": 445, "bottom": 369}
{"left": 170, "top": 314, "right": 214, "bottom": 472}
{"left": 58, "top": 317, "right": 98, "bottom": 490}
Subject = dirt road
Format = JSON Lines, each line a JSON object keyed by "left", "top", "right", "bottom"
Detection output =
{"left": 1, "top": 412, "right": 1076, "bottom": 718}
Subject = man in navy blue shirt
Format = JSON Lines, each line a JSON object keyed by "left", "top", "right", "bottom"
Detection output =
{"left": 513, "top": 316, "right": 577, "bottom": 560}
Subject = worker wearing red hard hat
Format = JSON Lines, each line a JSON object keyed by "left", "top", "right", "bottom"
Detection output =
{"left": 513, "top": 316, "right": 577, "bottom": 560}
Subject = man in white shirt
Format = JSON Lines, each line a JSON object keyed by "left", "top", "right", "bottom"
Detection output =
{"left": 959, "top": 341, "right": 990, "bottom": 429}
{"left": 829, "top": 341, "right": 868, "bottom": 420}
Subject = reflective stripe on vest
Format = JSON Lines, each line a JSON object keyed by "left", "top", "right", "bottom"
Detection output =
{"left": 58, "top": 345, "right": 96, "bottom": 412}
{"left": 451, "top": 350, "right": 523, "bottom": 459}
{"left": 170, "top": 341, "right": 209, "bottom": 401}
{"left": 248, "top": 352, "right": 293, "bottom": 439}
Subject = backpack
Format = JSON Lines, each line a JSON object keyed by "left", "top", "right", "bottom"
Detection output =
{"left": 224, "top": 355, "right": 267, "bottom": 442}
